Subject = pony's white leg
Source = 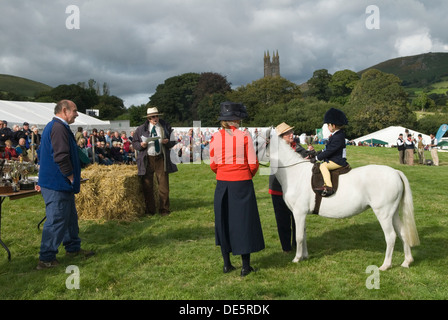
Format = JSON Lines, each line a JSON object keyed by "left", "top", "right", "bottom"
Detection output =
{"left": 393, "top": 214, "right": 414, "bottom": 268}
{"left": 377, "top": 212, "right": 397, "bottom": 271}
{"left": 292, "top": 213, "right": 307, "bottom": 263}
{"left": 302, "top": 227, "right": 308, "bottom": 260}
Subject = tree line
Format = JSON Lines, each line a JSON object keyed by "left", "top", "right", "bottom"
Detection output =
{"left": 127, "top": 69, "right": 448, "bottom": 139}
{"left": 8, "top": 70, "right": 448, "bottom": 139}
{"left": 33, "top": 79, "right": 126, "bottom": 121}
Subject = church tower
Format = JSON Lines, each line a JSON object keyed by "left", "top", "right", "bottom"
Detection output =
{"left": 264, "top": 50, "right": 280, "bottom": 77}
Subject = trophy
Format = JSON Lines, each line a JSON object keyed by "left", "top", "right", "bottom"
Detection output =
{"left": 18, "top": 161, "right": 37, "bottom": 190}
{"left": 10, "top": 161, "right": 21, "bottom": 192}
{"left": 0, "top": 157, "right": 39, "bottom": 192}
{"left": 0, "top": 160, "right": 13, "bottom": 193}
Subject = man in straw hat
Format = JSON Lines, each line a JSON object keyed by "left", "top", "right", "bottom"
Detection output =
{"left": 133, "top": 106, "right": 178, "bottom": 216}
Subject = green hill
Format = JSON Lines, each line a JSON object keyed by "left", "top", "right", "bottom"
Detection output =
{"left": 359, "top": 52, "right": 448, "bottom": 87}
{"left": 0, "top": 74, "right": 52, "bottom": 98}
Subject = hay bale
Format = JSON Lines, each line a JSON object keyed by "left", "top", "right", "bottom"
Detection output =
{"left": 76, "top": 164, "right": 158, "bottom": 221}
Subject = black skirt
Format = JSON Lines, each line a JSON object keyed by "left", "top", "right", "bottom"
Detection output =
{"left": 214, "top": 180, "right": 265, "bottom": 255}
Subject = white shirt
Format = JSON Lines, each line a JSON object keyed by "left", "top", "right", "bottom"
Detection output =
{"left": 429, "top": 138, "right": 438, "bottom": 150}
{"left": 54, "top": 115, "right": 68, "bottom": 126}
{"left": 147, "top": 123, "right": 162, "bottom": 156}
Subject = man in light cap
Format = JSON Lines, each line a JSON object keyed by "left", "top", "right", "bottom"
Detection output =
{"left": 132, "top": 106, "right": 178, "bottom": 216}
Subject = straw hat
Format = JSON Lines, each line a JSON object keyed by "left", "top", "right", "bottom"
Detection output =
{"left": 143, "top": 107, "right": 163, "bottom": 118}
{"left": 275, "top": 122, "right": 294, "bottom": 136}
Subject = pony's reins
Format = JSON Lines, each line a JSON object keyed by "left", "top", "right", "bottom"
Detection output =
{"left": 274, "top": 160, "right": 311, "bottom": 169}
{"left": 259, "top": 159, "right": 311, "bottom": 169}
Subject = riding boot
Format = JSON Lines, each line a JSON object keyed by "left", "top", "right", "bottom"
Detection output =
{"left": 221, "top": 248, "right": 235, "bottom": 273}
{"left": 322, "top": 186, "right": 335, "bottom": 197}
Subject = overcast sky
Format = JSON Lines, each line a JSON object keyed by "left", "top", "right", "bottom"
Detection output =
{"left": 1, "top": 0, "right": 447, "bottom": 108}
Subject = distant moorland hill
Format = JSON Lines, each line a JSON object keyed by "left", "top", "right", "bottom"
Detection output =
{"left": 359, "top": 52, "right": 448, "bottom": 88}
{"left": 0, "top": 74, "right": 52, "bottom": 98}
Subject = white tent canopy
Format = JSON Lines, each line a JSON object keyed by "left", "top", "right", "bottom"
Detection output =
{"left": 353, "top": 126, "right": 431, "bottom": 147}
{"left": 0, "top": 100, "right": 110, "bottom": 131}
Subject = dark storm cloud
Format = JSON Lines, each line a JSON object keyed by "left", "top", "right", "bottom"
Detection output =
{"left": 1, "top": 0, "right": 447, "bottom": 107}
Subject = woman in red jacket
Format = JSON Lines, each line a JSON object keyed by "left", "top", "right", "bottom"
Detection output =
{"left": 210, "top": 102, "right": 265, "bottom": 277}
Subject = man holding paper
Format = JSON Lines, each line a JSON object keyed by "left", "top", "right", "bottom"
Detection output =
{"left": 133, "top": 107, "right": 178, "bottom": 215}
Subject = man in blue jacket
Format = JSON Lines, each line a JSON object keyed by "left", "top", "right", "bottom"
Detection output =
{"left": 36, "top": 100, "right": 94, "bottom": 270}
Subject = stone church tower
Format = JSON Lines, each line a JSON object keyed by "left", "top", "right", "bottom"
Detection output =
{"left": 264, "top": 50, "right": 280, "bottom": 77}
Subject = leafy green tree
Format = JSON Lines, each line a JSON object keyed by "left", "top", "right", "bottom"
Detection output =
{"left": 329, "top": 69, "right": 360, "bottom": 104}
{"left": 149, "top": 73, "right": 201, "bottom": 126}
{"left": 412, "top": 92, "right": 436, "bottom": 112}
{"left": 346, "top": 69, "right": 416, "bottom": 137}
{"left": 427, "top": 93, "right": 447, "bottom": 109}
{"left": 253, "top": 97, "right": 340, "bottom": 134}
{"left": 416, "top": 113, "right": 448, "bottom": 134}
{"left": 94, "top": 95, "right": 126, "bottom": 120}
{"left": 197, "top": 93, "right": 228, "bottom": 127}
{"left": 307, "top": 69, "right": 332, "bottom": 102}
{"left": 35, "top": 84, "right": 99, "bottom": 113}
{"left": 127, "top": 104, "right": 147, "bottom": 127}
{"left": 192, "top": 72, "right": 231, "bottom": 120}
{"left": 148, "top": 72, "right": 231, "bottom": 126}
{"left": 226, "top": 76, "right": 301, "bottom": 124}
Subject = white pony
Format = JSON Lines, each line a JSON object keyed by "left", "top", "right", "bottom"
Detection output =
{"left": 259, "top": 128, "right": 420, "bottom": 271}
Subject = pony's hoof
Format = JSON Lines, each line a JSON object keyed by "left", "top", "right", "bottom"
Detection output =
{"left": 379, "top": 264, "right": 391, "bottom": 271}
{"left": 292, "top": 256, "right": 304, "bottom": 263}
{"left": 401, "top": 259, "right": 413, "bottom": 268}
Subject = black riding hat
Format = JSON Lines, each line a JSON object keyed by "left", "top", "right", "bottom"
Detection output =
{"left": 323, "top": 108, "right": 348, "bottom": 126}
{"left": 218, "top": 101, "right": 248, "bottom": 121}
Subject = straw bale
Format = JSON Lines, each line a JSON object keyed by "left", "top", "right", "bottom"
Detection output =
{"left": 76, "top": 164, "right": 158, "bottom": 221}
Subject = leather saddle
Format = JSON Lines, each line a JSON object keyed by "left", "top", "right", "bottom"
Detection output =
{"left": 311, "top": 163, "right": 351, "bottom": 215}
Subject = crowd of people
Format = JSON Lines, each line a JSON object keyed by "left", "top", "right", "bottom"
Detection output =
{"left": 73, "top": 127, "right": 215, "bottom": 167}
{"left": 0, "top": 120, "right": 41, "bottom": 162}
{"left": 75, "top": 127, "right": 223, "bottom": 167}
{"left": 1, "top": 117, "right": 443, "bottom": 169}
{"left": 75, "top": 128, "right": 136, "bottom": 166}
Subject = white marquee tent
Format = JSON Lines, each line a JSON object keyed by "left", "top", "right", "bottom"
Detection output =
{"left": 0, "top": 100, "right": 110, "bottom": 131}
{"left": 352, "top": 126, "right": 431, "bottom": 147}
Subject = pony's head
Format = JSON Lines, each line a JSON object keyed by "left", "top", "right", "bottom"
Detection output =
{"left": 254, "top": 126, "right": 274, "bottom": 163}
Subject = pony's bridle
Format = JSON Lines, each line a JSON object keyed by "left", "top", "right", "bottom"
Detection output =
{"left": 261, "top": 127, "right": 312, "bottom": 169}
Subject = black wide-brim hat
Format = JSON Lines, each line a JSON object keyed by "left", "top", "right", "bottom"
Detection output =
{"left": 218, "top": 101, "right": 248, "bottom": 121}
{"left": 323, "top": 108, "right": 348, "bottom": 126}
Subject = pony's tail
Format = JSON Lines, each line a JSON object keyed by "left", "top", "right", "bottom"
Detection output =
{"left": 398, "top": 170, "right": 420, "bottom": 247}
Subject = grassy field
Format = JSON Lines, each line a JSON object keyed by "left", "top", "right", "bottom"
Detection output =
{"left": 0, "top": 146, "right": 447, "bottom": 301}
